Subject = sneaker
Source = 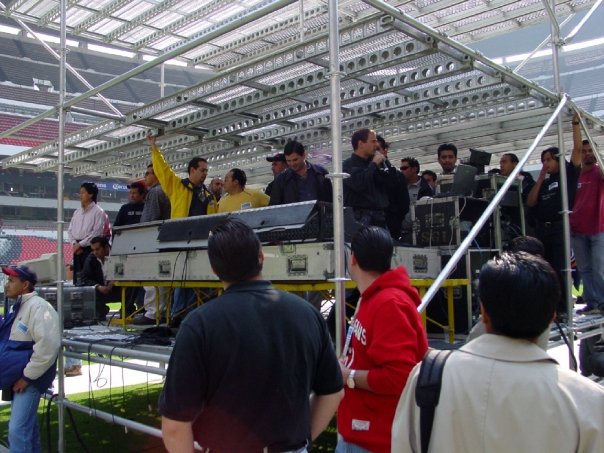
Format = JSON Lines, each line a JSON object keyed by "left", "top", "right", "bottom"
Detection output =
{"left": 133, "top": 315, "right": 156, "bottom": 326}
{"left": 576, "top": 306, "right": 600, "bottom": 315}
{"left": 64, "top": 365, "right": 82, "bottom": 377}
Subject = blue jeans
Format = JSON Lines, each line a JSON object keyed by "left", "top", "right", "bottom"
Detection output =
{"left": 170, "top": 288, "right": 197, "bottom": 318}
{"left": 335, "top": 436, "right": 373, "bottom": 453}
{"left": 9, "top": 384, "right": 42, "bottom": 453}
{"left": 572, "top": 232, "right": 604, "bottom": 309}
{"left": 65, "top": 354, "right": 81, "bottom": 369}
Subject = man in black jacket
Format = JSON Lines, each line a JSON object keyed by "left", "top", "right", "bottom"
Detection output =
{"left": 264, "top": 153, "right": 288, "bottom": 197}
{"left": 268, "top": 140, "right": 332, "bottom": 205}
{"left": 343, "top": 129, "right": 399, "bottom": 227}
{"left": 80, "top": 236, "right": 120, "bottom": 319}
{"left": 377, "top": 135, "right": 410, "bottom": 239}
{"left": 114, "top": 181, "right": 146, "bottom": 227}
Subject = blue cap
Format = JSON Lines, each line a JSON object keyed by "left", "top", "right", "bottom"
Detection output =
{"left": 2, "top": 265, "right": 38, "bottom": 286}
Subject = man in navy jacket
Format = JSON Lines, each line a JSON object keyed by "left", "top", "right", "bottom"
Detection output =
{"left": 1, "top": 265, "right": 60, "bottom": 453}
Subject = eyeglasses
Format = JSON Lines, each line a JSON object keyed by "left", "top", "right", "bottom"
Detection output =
{"left": 400, "top": 166, "right": 410, "bottom": 171}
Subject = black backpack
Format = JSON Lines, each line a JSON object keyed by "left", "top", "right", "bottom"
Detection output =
{"left": 415, "top": 349, "right": 454, "bottom": 453}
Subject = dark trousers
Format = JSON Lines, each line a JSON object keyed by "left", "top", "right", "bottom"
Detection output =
{"left": 73, "top": 246, "right": 91, "bottom": 286}
{"left": 536, "top": 222, "right": 568, "bottom": 315}
{"left": 385, "top": 211, "right": 404, "bottom": 240}
{"left": 353, "top": 208, "right": 386, "bottom": 228}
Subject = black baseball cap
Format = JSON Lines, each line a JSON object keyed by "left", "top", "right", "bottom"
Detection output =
{"left": 266, "top": 153, "right": 286, "bottom": 163}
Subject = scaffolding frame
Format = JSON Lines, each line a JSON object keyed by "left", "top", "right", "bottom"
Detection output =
{"left": 0, "top": 1, "right": 603, "bottom": 451}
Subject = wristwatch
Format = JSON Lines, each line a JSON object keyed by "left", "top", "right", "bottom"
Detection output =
{"left": 347, "top": 369, "right": 356, "bottom": 389}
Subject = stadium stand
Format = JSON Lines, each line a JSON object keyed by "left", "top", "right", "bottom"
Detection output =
{"left": 0, "top": 113, "right": 85, "bottom": 141}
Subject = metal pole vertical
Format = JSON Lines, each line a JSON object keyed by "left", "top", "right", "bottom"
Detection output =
{"left": 160, "top": 63, "right": 165, "bottom": 98}
{"left": 548, "top": 0, "right": 575, "bottom": 368}
{"left": 327, "top": 0, "right": 348, "bottom": 355}
{"left": 57, "top": 0, "right": 67, "bottom": 450}
{"left": 299, "top": 0, "right": 305, "bottom": 44}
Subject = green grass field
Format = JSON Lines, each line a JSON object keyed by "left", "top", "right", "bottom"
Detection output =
{"left": 0, "top": 383, "right": 338, "bottom": 452}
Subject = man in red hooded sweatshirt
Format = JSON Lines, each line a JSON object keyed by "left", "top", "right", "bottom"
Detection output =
{"left": 337, "top": 226, "right": 428, "bottom": 453}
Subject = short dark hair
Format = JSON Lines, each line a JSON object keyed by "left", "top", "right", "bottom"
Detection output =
{"left": 541, "top": 147, "right": 559, "bottom": 163}
{"left": 351, "top": 128, "right": 373, "bottom": 151}
{"left": 128, "top": 181, "right": 147, "bottom": 196}
{"left": 582, "top": 139, "right": 590, "bottom": 146}
{"left": 90, "top": 236, "right": 110, "bottom": 248}
{"left": 283, "top": 140, "right": 305, "bottom": 156}
{"left": 479, "top": 252, "right": 559, "bottom": 339}
{"left": 81, "top": 182, "right": 99, "bottom": 202}
{"left": 188, "top": 156, "right": 208, "bottom": 174}
{"left": 422, "top": 170, "right": 437, "bottom": 182}
{"left": 401, "top": 157, "right": 420, "bottom": 173}
{"left": 208, "top": 218, "right": 262, "bottom": 283}
{"left": 437, "top": 143, "right": 458, "bottom": 158}
{"left": 229, "top": 168, "right": 247, "bottom": 188}
{"left": 351, "top": 226, "right": 393, "bottom": 274}
{"left": 502, "top": 153, "right": 519, "bottom": 164}
{"left": 376, "top": 135, "right": 389, "bottom": 151}
{"left": 508, "top": 236, "right": 545, "bottom": 258}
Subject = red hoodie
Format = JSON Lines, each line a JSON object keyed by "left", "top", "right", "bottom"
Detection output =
{"left": 338, "top": 266, "right": 428, "bottom": 453}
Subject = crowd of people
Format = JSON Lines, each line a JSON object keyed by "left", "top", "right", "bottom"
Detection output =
{"left": 1, "top": 118, "right": 603, "bottom": 452}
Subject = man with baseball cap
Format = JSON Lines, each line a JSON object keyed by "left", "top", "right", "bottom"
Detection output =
{"left": 265, "top": 152, "right": 288, "bottom": 197}
{"left": 1, "top": 265, "right": 60, "bottom": 452}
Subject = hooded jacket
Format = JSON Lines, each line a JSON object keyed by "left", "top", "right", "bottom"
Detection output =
{"left": 0, "top": 292, "right": 61, "bottom": 392}
{"left": 151, "top": 145, "right": 217, "bottom": 219}
{"left": 268, "top": 162, "right": 332, "bottom": 205}
{"left": 338, "top": 266, "right": 428, "bottom": 453}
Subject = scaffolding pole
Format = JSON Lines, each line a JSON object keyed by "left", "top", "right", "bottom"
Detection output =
{"left": 545, "top": 0, "right": 576, "bottom": 368}
{"left": 326, "top": 0, "right": 349, "bottom": 356}
{"left": 57, "top": 0, "right": 67, "bottom": 450}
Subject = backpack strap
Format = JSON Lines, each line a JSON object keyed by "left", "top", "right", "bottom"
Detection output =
{"left": 415, "top": 348, "right": 454, "bottom": 453}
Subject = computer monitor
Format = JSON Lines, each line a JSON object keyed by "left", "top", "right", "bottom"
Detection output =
{"left": 467, "top": 148, "right": 492, "bottom": 174}
{"left": 19, "top": 253, "right": 57, "bottom": 284}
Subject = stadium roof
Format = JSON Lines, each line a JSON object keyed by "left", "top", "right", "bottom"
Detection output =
{"left": 1, "top": 0, "right": 603, "bottom": 181}
{"left": 3, "top": 0, "right": 599, "bottom": 59}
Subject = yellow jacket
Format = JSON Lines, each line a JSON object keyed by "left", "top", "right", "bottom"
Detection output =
{"left": 151, "top": 145, "right": 217, "bottom": 219}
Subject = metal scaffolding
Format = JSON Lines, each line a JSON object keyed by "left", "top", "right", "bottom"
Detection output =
{"left": 0, "top": 1, "right": 603, "bottom": 451}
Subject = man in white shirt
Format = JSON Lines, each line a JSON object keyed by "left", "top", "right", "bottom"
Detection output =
{"left": 392, "top": 252, "right": 604, "bottom": 453}
{"left": 68, "top": 182, "right": 107, "bottom": 286}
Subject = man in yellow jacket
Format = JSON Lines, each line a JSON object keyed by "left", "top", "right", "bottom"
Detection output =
{"left": 146, "top": 134, "right": 217, "bottom": 218}
{"left": 146, "top": 133, "right": 217, "bottom": 327}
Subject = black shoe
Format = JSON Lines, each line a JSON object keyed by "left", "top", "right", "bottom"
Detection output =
{"left": 168, "top": 316, "right": 183, "bottom": 329}
{"left": 133, "top": 315, "right": 156, "bottom": 326}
